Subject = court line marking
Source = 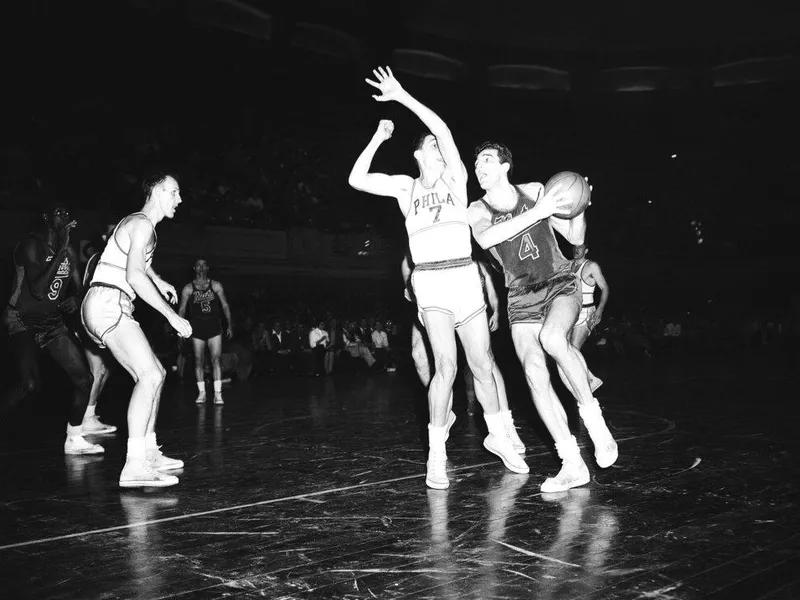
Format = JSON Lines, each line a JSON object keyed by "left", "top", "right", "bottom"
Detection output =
{"left": 0, "top": 411, "right": 675, "bottom": 552}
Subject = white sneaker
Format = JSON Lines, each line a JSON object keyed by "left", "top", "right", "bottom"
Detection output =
{"left": 147, "top": 446, "right": 184, "bottom": 471}
{"left": 64, "top": 435, "right": 105, "bottom": 455}
{"left": 82, "top": 415, "right": 117, "bottom": 435}
{"left": 195, "top": 392, "right": 206, "bottom": 404}
{"left": 503, "top": 413, "right": 526, "bottom": 454}
{"left": 579, "top": 402, "right": 618, "bottom": 468}
{"left": 590, "top": 376, "right": 604, "bottom": 392}
{"left": 213, "top": 394, "right": 224, "bottom": 405}
{"left": 483, "top": 434, "right": 529, "bottom": 474}
{"left": 119, "top": 459, "right": 179, "bottom": 488}
{"left": 425, "top": 449, "right": 449, "bottom": 490}
{"left": 541, "top": 460, "right": 590, "bottom": 493}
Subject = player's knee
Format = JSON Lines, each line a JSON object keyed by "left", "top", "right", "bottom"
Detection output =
{"left": 432, "top": 356, "right": 457, "bottom": 384}
{"left": 468, "top": 358, "right": 494, "bottom": 384}
{"left": 540, "top": 326, "right": 569, "bottom": 358}
{"left": 139, "top": 363, "right": 166, "bottom": 388}
{"left": 73, "top": 371, "right": 94, "bottom": 394}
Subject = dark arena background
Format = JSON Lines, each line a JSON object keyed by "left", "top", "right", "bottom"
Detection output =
{"left": 1, "top": 1, "right": 799, "bottom": 598}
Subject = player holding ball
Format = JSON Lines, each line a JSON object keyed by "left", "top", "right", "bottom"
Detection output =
{"left": 468, "top": 142, "right": 617, "bottom": 493}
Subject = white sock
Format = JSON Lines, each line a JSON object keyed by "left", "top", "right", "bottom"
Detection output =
{"left": 197, "top": 382, "right": 206, "bottom": 393}
{"left": 84, "top": 404, "right": 96, "bottom": 419}
{"left": 428, "top": 424, "right": 446, "bottom": 454}
{"left": 500, "top": 409, "right": 513, "bottom": 425}
{"left": 127, "top": 437, "right": 146, "bottom": 459}
{"left": 145, "top": 431, "right": 158, "bottom": 451}
{"left": 213, "top": 380, "right": 222, "bottom": 393}
{"left": 66, "top": 424, "right": 83, "bottom": 438}
{"left": 483, "top": 411, "right": 505, "bottom": 437}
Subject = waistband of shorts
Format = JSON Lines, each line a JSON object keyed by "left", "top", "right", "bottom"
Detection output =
{"left": 90, "top": 282, "right": 133, "bottom": 300}
{"left": 414, "top": 257, "right": 473, "bottom": 271}
{"left": 510, "top": 272, "right": 576, "bottom": 295}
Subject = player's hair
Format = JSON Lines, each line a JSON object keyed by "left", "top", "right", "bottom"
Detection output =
{"left": 412, "top": 132, "right": 434, "bottom": 153}
{"left": 141, "top": 170, "right": 178, "bottom": 201}
{"left": 474, "top": 141, "right": 513, "bottom": 177}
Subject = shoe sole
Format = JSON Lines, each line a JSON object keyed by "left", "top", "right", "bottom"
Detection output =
{"left": 595, "top": 446, "right": 618, "bottom": 469}
{"left": 540, "top": 472, "right": 590, "bottom": 493}
{"left": 425, "top": 477, "right": 449, "bottom": 490}
{"left": 153, "top": 462, "right": 184, "bottom": 471}
{"left": 83, "top": 427, "right": 117, "bottom": 435}
{"left": 65, "top": 448, "right": 105, "bottom": 455}
{"left": 119, "top": 478, "right": 179, "bottom": 488}
{"left": 483, "top": 438, "right": 529, "bottom": 474}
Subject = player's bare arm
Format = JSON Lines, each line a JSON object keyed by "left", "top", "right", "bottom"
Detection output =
{"left": 125, "top": 218, "right": 179, "bottom": 320}
{"left": 468, "top": 183, "right": 569, "bottom": 249}
{"left": 177, "top": 283, "right": 192, "bottom": 319}
{"left": 550, "top": 210, "right": 587, "bottom": 246}
{"left": 17, "top": 229, "right": 72, "bottom": 300}
{"left": 366, "top": 66, "right": 468, "bottom": 189}
{"left": 213, "top": 280, "right": 234, "bottom": 338}
{"left": 348, "top": 120, "right": 413, "bottom": 206}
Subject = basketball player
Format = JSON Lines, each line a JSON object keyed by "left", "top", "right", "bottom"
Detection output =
{"left": 177, "top": 259, "right": 233, "bottom": 405}
{"left": 469, "top": 142, "right": 618, "bottom": 493}
{"left": 81, "top": 172, "right": 192, "bottom": 487}
{"left": 348, "top": 66, "right": 527, "bottom": 489}
{"left": 79, "top": 223, "right": 119, "bottom": 435}
{"left": 401, "top": 254, "right": 525, "bottom": 453}
{"left": 1, "top": 205, "right": 103, "bottom": 455}
{"left": 556, "top": 244, "right": 609, "bottom": 393}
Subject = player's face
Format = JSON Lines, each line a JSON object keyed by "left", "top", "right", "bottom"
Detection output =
{"left": 47, "top": 207, "right": 71, "bottom": 230}
{"left": 159, "top": 176, "right": 182, "bottom": 219}
{"left": 474, "top": 149, "right": 507, "bottom": 190}
{"left": 194, "top": 260, "right": 209, "bottom": 275}
{"left": 418, "top": 135, "right": 445, "bottom": 170}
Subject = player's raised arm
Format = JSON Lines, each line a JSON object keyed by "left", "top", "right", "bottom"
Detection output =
{"left": 366, "top": 66, "right": 467, "bottom": 184}
{"left": 348, "top": 120, "right": 411, "bottom": 200}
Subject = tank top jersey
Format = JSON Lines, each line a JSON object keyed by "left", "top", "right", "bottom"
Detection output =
{"left": 90, "top": 213, "right": 157, "bottom": 300}
{"left": 188, "top": 281, "right": 221, "bottom": 322}
{"left": 477, "top": 185, "right": 571, "bottom": 289}
{"left": 576, "top": 260, "right": 596, "bottom": 307}
{"left": 404, "top": 177, "right": 473, "bottom": 264}
{"left": 8, "top": 235, "right": 74, "bottom": 316}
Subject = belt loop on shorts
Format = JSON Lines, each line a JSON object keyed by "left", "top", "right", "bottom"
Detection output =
{"left": 414, "top": 257, "right": 473, "bottom": 271}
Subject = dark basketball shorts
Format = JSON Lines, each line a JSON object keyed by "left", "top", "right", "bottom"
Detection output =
{"left": 191, "top": 318, "right": 223, "bottom": 342}
{"left": 3, "top": 306, "right": 69, "bottom": 348}
{"left": 507, "top": 273, "right": 581, "bottom": 326}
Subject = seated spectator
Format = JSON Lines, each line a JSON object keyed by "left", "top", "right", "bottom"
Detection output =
{"left": 343, "top": 322, "right": 376, "bottom": 369}
{"left": 371, "top": 321, "right": 395, "bottom": 372}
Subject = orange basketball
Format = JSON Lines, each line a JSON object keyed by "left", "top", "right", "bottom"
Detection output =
{"left": 544, "top": 171, "right": 591, "bottom": 219}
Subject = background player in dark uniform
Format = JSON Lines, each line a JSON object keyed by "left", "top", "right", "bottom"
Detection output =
{"left": 1, "top": 205, "right": 103, "bottom": 455}
{"left": 178, "top": 258, "right": 233, "bottom": 405}
{"left": 468, "top": 141, "right": 617, "bottom": 493}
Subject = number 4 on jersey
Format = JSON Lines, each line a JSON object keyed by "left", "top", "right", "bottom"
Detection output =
{"left": 518, "top": 233, "right": 540, "bottom": 261}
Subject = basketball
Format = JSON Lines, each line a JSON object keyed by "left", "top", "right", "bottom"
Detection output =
{"left": 544, "top": 171, "right": 591, "bottom": 219}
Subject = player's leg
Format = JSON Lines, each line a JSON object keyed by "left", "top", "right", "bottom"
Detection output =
{"left": 410, "top": 322, "right": 432, "bottom": 388}
{"left": 207, "top": 334, "right": 224, "bottom": 404}
{"left": 192, "top": 336, "right": 208, "bottom": 403}
{"left": 104, "top": 321, "right": 178, "bottom": 487}
{"left": 570, "top": 323, "right": 603, "bottom": 391}
{"left": 0, "top": 331, "right": 41, "bottom": 418}
{"left": 420, "top": 310, "right": 459, "bottom": 489}
{"left": 81, "top": 345, "right": 117, "bottom": 434}
{"left": 457, "top": 312, "right": 528, "bottom": 474}
{"left": 542, "top": 297, "right": 617, "bottom": 468}
{"left": 511, "top": 323, "right": 589, "bottom": 492}
{"left": 491, "top": 360, "right": 526, "bottom": 453}
{"left": 45, "top": 331, "right": 104, "bottom": 454}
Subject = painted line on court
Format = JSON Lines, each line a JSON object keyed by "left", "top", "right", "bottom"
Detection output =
{"left": 0, "top": 410, "right": 674, "bottom": 551}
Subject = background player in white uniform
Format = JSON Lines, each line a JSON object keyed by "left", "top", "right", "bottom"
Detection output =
{"left": 81, "top": 173, "right": 192, "bottom": 488}
{"left": 348, "top": 67, "right": 527, "bottom": 489}
{"left": 557, "top": 244, "right": 609, "bottom": 393}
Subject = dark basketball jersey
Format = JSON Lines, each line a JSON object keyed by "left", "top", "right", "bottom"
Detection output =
{"left": 189, "top": 281, "right": 221, "bottom": 322}
{"left": 8, "top": 236, "right": 74, "bottom": 316}
{"left": 478, "top": 185, "right": 570, "bottom": 288}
